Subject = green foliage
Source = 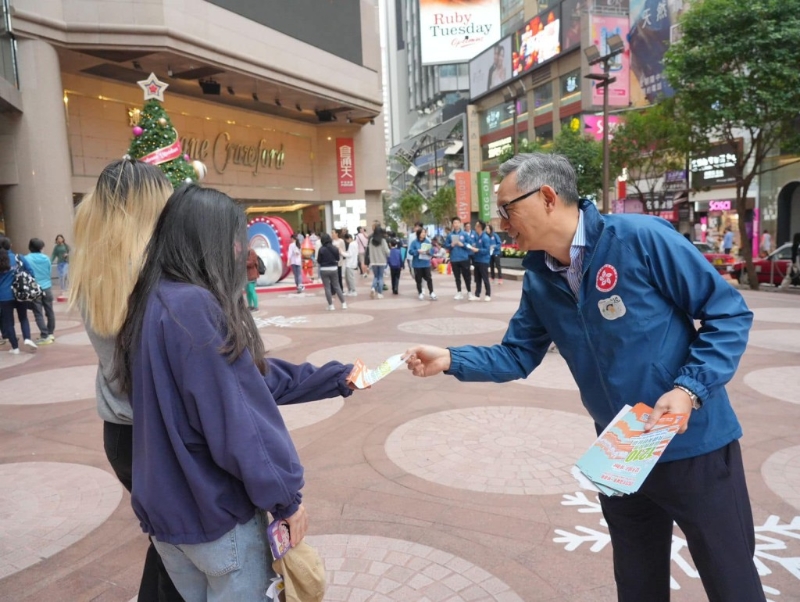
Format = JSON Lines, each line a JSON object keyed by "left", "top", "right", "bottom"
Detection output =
{"left": 127, "top": 99, "right": 197, "bottom": 189}
{"left": 397, "top": 189, "right": 426, "bottom": 226}
{"left": 427, "top": 185, "right": 456, "bottom": 226}
{"left": 665, "top": 0, "right": 800, "bottom": 288}
{"left": 496, "top": 138, "right": 542, "bottom": 166}
{"left": 552, "top": 127, "right": 603, "bottom": 199}
{"left": 609, "top": 100, "right": 689, "bottom": 211}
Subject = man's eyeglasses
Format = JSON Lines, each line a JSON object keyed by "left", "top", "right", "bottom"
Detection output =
{"left": 496, "top": 187, "right": 542, "bottom": 220}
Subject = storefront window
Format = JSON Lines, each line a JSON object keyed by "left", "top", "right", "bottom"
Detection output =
{"left": 533, "top": 82, "right": 553, "bottom": 115}
{"left": 560, "top": 69, "right": 581, "bottom": 103}
{"left": 479, "top": 98, "right": 527, "bottom": 136}
{"left": 535, "top": 121, "right": 553, "bottom": 143}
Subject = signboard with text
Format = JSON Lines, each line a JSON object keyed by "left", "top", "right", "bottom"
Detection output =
{"left": 478, "top": 171, "right": 493, "bottom": 221}
{"left": 690, "top": 140, "right": 741, "bottom": 189}
{"left": 590, "top": 15, "right": 630, "bottom": 107}
{"left": 455, "top": 171, "right": 472, "bottom": 223}
{"left": 420, "top": 0, "right": 501, "bottom": 66}
{"left": 469, "top": 36, "right": 513, "bottom": 99}
{"left": 512, "top": 6, "right": 561, "bottom": 77}
{"left": 336, "top": 138, "right": 356, "bottom": 194}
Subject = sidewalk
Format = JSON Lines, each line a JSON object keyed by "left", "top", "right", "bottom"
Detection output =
{"left": 1, "top": 271, "right": 799, "bottom": 601}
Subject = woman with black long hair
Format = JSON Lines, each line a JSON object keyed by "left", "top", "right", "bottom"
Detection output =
{"left": 114, "top": 185, "right": 355, "bottom": 599}
{"left": 368, "top": 226, "right": 390, "bottom": 299}
{"left": 317, "top": 233, "right": 347, "bottom": 310}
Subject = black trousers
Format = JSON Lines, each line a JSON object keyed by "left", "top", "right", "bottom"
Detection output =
{"left": 599, "top": 440, "right": 764, "bottom": 602}
{"left": 390, "top": 267, "right": 402, "bottom": 293}
{"left": 103, "top": 422, "right": 185, "bottom": 602}
{"left": 474, "top": 262, "right": 491, "bottom": 297}
{"left": 489, "top": 255, "right": 503, "bottom": 280}
{"left": 415, "top": 267, "right": 434, "bottom": 294}
{"left": 451, "top": 260, "right": 471, "bottom": 292}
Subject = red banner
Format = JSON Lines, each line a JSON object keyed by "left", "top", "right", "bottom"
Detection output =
{"left": 454, "top": 171, "right": 471, "bottom": 223}
{"left": 140, "top": 137, "right": 183, "bottom": 166}
{"left": 336, "top": 138, "right": 356, "bottom": 194}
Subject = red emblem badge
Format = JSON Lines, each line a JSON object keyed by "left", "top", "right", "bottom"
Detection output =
{"left": 596, "top": 264, "right": 618, "bottom": 292}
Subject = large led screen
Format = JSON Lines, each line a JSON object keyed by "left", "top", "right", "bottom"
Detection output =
{"left": 512, "top": 7, "right": 561, "bottom": 77}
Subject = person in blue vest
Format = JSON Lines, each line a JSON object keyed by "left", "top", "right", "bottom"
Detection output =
{"left": 463, "top": 221, "right": 477, "bottom": 272}
{"left": 445, "top": 218, "right": 477, "bottom": 300}
{"left": 405, "top": 153, "right": 764, "bottom": 602}
{"left": 472, "top": 221, "right": 492, "bottom": 301}
{"left": 26, "top": 238, "right": 56, "bottom": 344}
{"left": 408, "top": 228, "right": 438, "bottom": 301}
{"left": 487, "top": 224, "right": 504, "bottom": 284}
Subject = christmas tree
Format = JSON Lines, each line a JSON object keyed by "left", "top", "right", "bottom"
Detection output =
{"left": 127, "top": 73, "right": 198, "bottom": 188}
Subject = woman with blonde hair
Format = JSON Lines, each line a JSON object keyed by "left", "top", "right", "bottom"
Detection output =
{"left": 70, "top": 158, "right": 183, "bottom": 601}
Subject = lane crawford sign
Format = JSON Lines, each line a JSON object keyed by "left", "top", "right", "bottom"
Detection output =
{"left": 180, "top": 132, "right": 286, "bottom": 175}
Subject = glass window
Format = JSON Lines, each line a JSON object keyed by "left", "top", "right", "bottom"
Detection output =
{"left": 533, "top": 82, "right": 553, "bottom": 114}
{"left": 535, "top": 121, "right": 553, "bottom": 143}
{"left": 560, "top": 69, "right": 581, "bottom": 101}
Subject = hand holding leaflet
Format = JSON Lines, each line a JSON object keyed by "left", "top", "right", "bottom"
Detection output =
{"left": 347, "top": 354, "right": 406, "bottom": 389}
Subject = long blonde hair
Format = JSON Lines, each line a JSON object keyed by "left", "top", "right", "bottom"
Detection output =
{"left": 70, "top": 159, "right": 172, "bottom": 336}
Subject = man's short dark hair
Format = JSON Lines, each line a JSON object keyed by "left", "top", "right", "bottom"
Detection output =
{"left": 29, "top": 238, "right": 45, "bottom": 253}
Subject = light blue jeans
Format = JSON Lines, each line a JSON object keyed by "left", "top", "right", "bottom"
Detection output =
{"left": 57, "top": 262, "right": 69, "bottom": 290}
{"left": 371, "top": 264, "right": 385, "bottom": 293}
{"left": 152, "top": 511, "right": 276, "bottom": 601}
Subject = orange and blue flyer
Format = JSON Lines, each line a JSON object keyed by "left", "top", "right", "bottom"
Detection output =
{"left": 575, "top": 403, "right": 688, "bottom": 496}
{"left": 347, "top": 354, "right": 405, "bottom": 389}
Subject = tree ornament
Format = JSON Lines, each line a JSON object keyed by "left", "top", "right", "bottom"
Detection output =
{"left": 158, "top": 117, "right": 168, "bottom": 127}
{"left": 132, "top": 126, "right": 144, "bottom": 136}
{"left": 184, "top": 154, "right": 191, "bottom": 162}
{"left": 137, "top": 73, "right": 169, "bottom": 102}
{"left": 184, "top": 177, "right": 194, "bottom": 183}
{"left": 192, "top": 160, "right": 208, "bottom": 181}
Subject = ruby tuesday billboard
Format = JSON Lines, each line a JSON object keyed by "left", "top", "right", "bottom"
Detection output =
{"left": 419, "top": 0, "right": 501, "bottom": 66}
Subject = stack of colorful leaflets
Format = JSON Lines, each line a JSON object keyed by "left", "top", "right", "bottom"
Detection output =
{"left": 347, "top": 354, "right": 405, "bottom": 389}
{"left": 419, "top": 242, "right": 432, "bottom": 260}
{"left": 575, "top": 402, "right": 688, "bottom": 496}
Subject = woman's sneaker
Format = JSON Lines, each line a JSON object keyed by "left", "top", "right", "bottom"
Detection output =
{"left": 342, "top": 302, "right": 348, "bottom": 310}
{"left": 370, "top": 289, "right": 376, "bottom": 299}
{"left": 23, "top": 339, "right": 38, "bottom": 353}
{"left": 430, "top": 292, "right": 438, "bottom": 300}
{"left": 327, "top": 305, "right": 335, "bottom": 311}
{"left": 36, "top": 335, "right": 54, "bottom": 345}
{"left": 418, "top": 293, "right": 425, "bottom": 300}
{"left": 9, "top": 348, "right": 20, "bottom": 355}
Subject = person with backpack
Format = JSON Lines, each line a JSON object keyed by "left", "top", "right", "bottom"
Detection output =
{"left": 26, "top": 238, "right": 56, "bottom": 344}
{"left": 0, "top": 236, "right": 38, "bottom": 354}
{"left": 245, "top": 248, "right": 260, "bottom": 312}
{"left": 387, "top": 239, "right": 404, "bottom": 295}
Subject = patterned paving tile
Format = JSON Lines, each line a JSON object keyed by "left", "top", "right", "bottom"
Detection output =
{"left": 306, "top": 342, "right": 418, "bottom": 367}
{"left": 397, "top": 317, "right": 507, "bottom": 336}
{"left": 347, "top": 298, "right": 430, "bottom": 310}
{"left": 264, "top": 293, "right": 334, "bottom": 308}
{"left": 52, "top": 331, "right": 92, "bottom": 346}
{"left": 761, "top": 445, "right": 800, "bottom": 510}
{"left": 0, "top": 462, "right": 123, "bottom": 580}
{"left": 385, "top": 407, "right": 595, "bottom": 495}
{"left": 272, "top": 313, "right": 374, "bottom": 329}
{"left": 0, "top": 350, "right": 35, "bottom": 371}
{"left": 747, "top": 330, "right": 800, "bottom": 354}
{"left": 511, "top": 353, "right": 579, "bottom": 391}
{"left": 0, "top": 365, "right": 97, "bottom": 405}
{"left": 279, "top": 397, "right": 344, "bottom": 431}
{"left": 744, "top": 367, "right": 800, "bottom": 405}
{"left": 454, "top": 301, "right": 521, "bottom": 315}
{"left": 306, "top": 534, "right": 524, "bottom": 601}
{"left": 261, "top": 333, "right": 293, "bottom": 352}
{"left": 752, "top": 308, "right": 800, "bottom": 324}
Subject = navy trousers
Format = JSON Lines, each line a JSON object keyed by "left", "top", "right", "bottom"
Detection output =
{"left": 599, "top": 440, "right": 765, "bottom": 602}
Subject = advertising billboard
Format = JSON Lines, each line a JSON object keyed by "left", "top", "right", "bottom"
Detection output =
{"left": 477, "top": 172, "right": 493, "bottom": 222}
{"left": 455, "top": 171, "right": 472, "bottom": 222}
{"left": 589, "top": 15, "right": 630, "bottom": 107}
{"left": 419, "top": 0, "right": 502, "bottom": 66}
{"left": 469, "top": 36, "right": 512, "bottom": 100}
{"left": 560, "top": 0, "right": 582, "bottom": 52}
{"left": 583, "top": 114, "right": 622, "bottom": 141}
{"left": 511, "top": 6, "right": 561, "bottom": 77}
{"left": 690, "top": 140, "right": 741, "bottom": 189}
{"left": 336, "top": 138, "right": 356, "bottom": 194}
{"left": 628, "top": 0, "right": 683, "bottom": 104}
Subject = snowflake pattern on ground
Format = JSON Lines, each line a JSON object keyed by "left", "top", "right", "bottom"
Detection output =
{"left": 552, "top": 491, "right": 800, "bottom": 600}
{"left": 255, "top": 315, "right": 309, "bottom": 329}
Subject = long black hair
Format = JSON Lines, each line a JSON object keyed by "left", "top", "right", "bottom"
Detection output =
{"left": 115, "top": 185, "right": 266, "bottom": 395}
{"left": 371, "top": 226, "right": 385, "bottom": 246}
{"left": 0, "top": 237, "right": 9, "bottom": 273}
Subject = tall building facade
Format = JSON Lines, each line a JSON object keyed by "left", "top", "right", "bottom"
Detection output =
{"left": 0, "top": 0, "right": 387, "bottom": 245}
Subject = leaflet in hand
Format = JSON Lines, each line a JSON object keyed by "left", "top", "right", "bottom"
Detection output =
{"left": 347, "top": 354, "right": 405, "bottom": 389}
{"left": 419, "top": 242, "right": 432, "bottom": 260}
{"left": 575, "top": 403, "right": 688, "bottom": 496}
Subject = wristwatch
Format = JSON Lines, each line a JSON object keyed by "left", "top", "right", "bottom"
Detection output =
{"left": 674, "top": 385, "right": 702, "bottom": 410}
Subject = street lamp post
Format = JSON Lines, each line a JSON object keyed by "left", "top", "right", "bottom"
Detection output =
{"left": 584, "top": 34, "right": 625, "bottom": 214}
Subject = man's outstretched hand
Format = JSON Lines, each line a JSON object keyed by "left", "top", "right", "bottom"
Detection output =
{"left": 404, "top": 345, "right": 452, "bottom": 377}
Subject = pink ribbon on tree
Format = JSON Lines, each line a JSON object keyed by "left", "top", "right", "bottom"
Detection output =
{"left": 140, "top": 129, "right": 184, "bottom": 166}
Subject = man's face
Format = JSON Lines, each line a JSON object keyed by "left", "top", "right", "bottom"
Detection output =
{"left": 464, "top": 223, "right": 471, "bottom": 232}
{"left": 496, "top": 171, "right": 547, "bottom": 252}
{"left": 452, "top": 220, "right": 461, "bottom": 232}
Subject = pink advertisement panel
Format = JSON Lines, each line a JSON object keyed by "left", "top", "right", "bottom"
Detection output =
{"left": 583, "top": 115, "right": 622, "bottom": 141}
{"left": 590, "top": 15, "right": 630, "bottom": 107}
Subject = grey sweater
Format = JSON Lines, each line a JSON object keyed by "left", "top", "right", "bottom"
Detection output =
{"left": 369, "top": 239, "right": 390, "bottom": 266}
{"left": 85, "top": 323, "right": 132, "bottom": 425}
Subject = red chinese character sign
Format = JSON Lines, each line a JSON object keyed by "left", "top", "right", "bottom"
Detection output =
{"left": 336, "top": 138, "right": 356, "bottom": 194}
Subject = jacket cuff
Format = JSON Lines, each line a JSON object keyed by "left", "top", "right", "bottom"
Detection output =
{"left": 443, "top": 347, "right": 460, "bottom": 376}
{"left": 337, "top": 364, "right": 355, "bottom": 398}
{"left": 272, "top": 493, "right": 302, "bottom": 520}
{"left": 673, "top": 375, "right": 709, "bottom": 402}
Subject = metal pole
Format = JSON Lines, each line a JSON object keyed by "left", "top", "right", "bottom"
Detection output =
{"left": 602, "top": 59, "right": 610, "bottom": 214}
{"left": 512, "top": 99, "right": 518, "bottom": 155}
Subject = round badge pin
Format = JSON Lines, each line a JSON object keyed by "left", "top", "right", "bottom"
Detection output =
{"left": 596, "top": 264, "right": 618, "bottom": 293}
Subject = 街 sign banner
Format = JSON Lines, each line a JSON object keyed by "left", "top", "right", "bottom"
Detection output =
{"left": 419, "top": 0, "right": 501, "bottom": 66}
{"left": 336, "top": 138, "right": 356, "bottom": 194}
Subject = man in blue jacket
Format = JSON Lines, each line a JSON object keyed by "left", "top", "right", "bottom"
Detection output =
{"left": 405, "top": 153, "right": 764, "bottom": 602}
{"left": 445, "top": 218, "right": 477, "bottom": 301}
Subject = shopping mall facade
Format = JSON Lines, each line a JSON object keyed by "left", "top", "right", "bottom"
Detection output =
{"left": 0, "top": 0, "right": 387, "bottom": 248}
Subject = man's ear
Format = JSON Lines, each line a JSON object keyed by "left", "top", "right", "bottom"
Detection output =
{"left": 541, "top": 185, "right": 558, "bottom": 210}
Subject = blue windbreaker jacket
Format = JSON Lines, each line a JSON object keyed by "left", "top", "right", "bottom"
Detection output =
{"left": 408, "top": 238, "right": 433, "bottom": 269}
{"left": 446, "top": 200, "right": 751, "bottom": 462}
{"left": 473, "top": 232, "right": 491, "bottom": 264}
{"left": 445, "top": 230, "right": 473, "bottom": 262}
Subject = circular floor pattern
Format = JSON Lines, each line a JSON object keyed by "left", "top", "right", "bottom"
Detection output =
{"left": 762, "top": 445, "right": 800, "bottom": 511}
{"left": 346, "top": 298, "right": 430, "bottom": 311}
{"left": 454, "top": 301, "right": 520, "bottom": 315}
{"left": 0, "top": 365, "right": 97, "bottom": 405}
{"left": 273, "top": 312, "right": 374, "bottom": 329}
{"left": 752, "top": 308, "right": 800, "bottom": 325}
{"left": 54, "top": 319, "right": 82, "bottom": 331}
{"left": 483, "top": 288, "right": 522, "bottom": 301}
{"left": 261, "top": 333, "right": 293, "bottom": 352}
{"left": 278, "top": 396, "right": 344, "bottom": 431}
{"left": 53, "top": 331, "right": 92, "bottom": 346}
{"left": 0, "top": 350, "right": 35, "bottom": 371}
{"left": 748, "top": 329, "right": 800, "bottom": 354}
{"left": 263, "top": 294, "right": 328, "bottom": 308}
{"left": 743, "top": 367, "right": 800, "bottom": 405}
{"left": 396, "top": 317, "right": 507, "bottom": 336}
{"left": 307, "top": 341, "right": 418, "bottom": 367}
{"left": 306, "top": 534, "right": 523, "bottom": 601}
{"left": 385, "top": 407, "right": 595, "bottom": 495}
{"left": 0, "top": 462, "right": 123, "bottom": 580}
{"left": 512, "top": 352, "right": 578, "bottom": 391}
